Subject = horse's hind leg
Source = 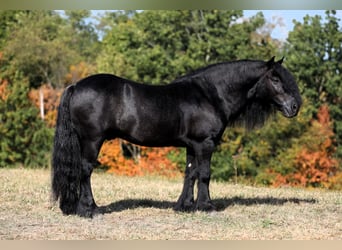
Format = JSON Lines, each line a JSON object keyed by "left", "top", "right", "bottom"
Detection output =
{"left": 77, "top": 138, "right": 102, "bottom": 218}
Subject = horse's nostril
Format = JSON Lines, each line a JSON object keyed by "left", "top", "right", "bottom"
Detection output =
{"left": 292, "top": 103, "right": 297, "bottom": 112}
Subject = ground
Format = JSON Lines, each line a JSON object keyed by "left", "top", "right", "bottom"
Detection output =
{"left": 0, "top": 168, "right": 341, "bottom": 239}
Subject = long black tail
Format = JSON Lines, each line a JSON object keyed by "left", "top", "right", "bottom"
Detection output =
{"left": 51, "top": 85, "right": 81, "bottom": 215}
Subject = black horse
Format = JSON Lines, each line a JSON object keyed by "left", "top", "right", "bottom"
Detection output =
{"left": 52, "top": 57, "right": 302, "bottom": 218}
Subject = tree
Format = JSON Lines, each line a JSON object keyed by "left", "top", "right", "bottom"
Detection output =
{"left": 0, "top": 10, "right": 100, "bottom": 168}
{"left": 98, "top": 140, "right": 181, "bottom": 178}
{"left": 0, "top": 11, "right": 22, "bottom": 48}
{"left": 2, "top": 10, "right": 100, "bottom": 88}
{"left": 28, "top": 84, "right": 62, "bottom": 127}
{"left": 271, "top": 105, "right": 339, "bottom": 188}
{"left": 285, "top": 10, "right": 342, "bottom": 159}
{"left": 63, "top": 10, "right": 100, "bottom": 61}
{"left": 0, "top": 72, "right": 53, "bottom": 168}
{"left": 97, "top": 10, "right": 280, "bottom": 84}
{"left": 223, "top": 11, "right": 342, "bottom": 189}
{"left": 2, "top": 11, "right": 78, "bottom": 87}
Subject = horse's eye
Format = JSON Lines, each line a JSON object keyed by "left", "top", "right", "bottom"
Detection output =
{"left": 271, "top": 77, "right": 280, "bottom": 83}
{"left": 271, "top": 77, "right": 282, "bottom": 88}
{"left": 270, "top": 76, "right": 284, "bottom": 93}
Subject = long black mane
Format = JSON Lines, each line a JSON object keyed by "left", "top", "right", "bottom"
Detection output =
{"left": 172, "top": 59, "right": 276, "bottom": 130}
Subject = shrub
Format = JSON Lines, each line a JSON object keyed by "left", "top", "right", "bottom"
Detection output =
{"left": 0, "top": 74, "right": 53, "bottom": 168}
{"left": 98, "top": 140, "right": 182, "bottom": 178}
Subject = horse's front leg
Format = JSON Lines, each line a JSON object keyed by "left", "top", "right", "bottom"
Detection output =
{"left": 196, "top": 151, "right": 215, "bottom": 211}
{"left": 195, "top": 139, "right": 216, "bottom": 211}
{"left": 174, "top": 148, "right": 197, "bottom": 211}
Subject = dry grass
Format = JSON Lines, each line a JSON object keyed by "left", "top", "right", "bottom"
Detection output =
{"left": 0, "top": 168, "right": 341, "bottom": 239}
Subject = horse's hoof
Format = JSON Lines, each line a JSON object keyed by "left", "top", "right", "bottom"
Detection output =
{"left": 173, "top": 200, "right": 195, "bottom": 212}
{"left": 77, "top": 204, "right": 99, "bottom": 218}
{"left": 196, "top": 201, "right": 216, "bottom": 212}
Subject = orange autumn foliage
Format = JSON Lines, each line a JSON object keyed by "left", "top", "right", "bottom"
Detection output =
{"left": 28, "top": 84, "right": 62, "bottom": 127}
{"left": 0, "top": 78, "right": 9, "bottom": 101}
{"left": 98, "top": 140, "right": 182, "bottom": 178}
{"left": 28, "top": 62, "right": 95, "bottom": 127}
{"left": 65, "top": 62, "right": 95, "bottom": 84}
{"left": 274, "top": 105, "right": 339, "bottom": 188}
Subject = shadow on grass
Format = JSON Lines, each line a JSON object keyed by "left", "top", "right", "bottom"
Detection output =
{"left": 98, "top": 196, "right": 317, "bottom": 214}
{"left": 98, "top": 199, "right": 174, "bottom": 214}
{"left": 213, "top": 196, "right": 316, "bottom": 211}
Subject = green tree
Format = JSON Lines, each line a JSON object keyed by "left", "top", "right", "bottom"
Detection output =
{"left": 0, "top": 11, "right": 23, "bottom": 48}
{"left": 2, "top": 11, "right": 77, "bottom": 87}
{"left": 2, "top": 10, "right": 100, "bottom": 88}
{"left": 97, "top": 10, "right": 280, "bottom": 84}
{"left": 285, "top": 10, "right": 342, "bottom": 159}
{"left": 225, "top": 11, "right": 342, "bottom": 188}
{"left": 0, "top": 72, "right": 53, "bottom": 168}
{"left": 211, "top": 11, "right": 341, "bottom": 188}
{"left": 0, "top": 10, "right": 100, "bottom": 169}
{"left": 63, "top": 10, "right": 100, "bottom": 60}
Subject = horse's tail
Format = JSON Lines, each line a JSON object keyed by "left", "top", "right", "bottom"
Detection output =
{"left": 51, "top": 84, "right": 81, "bottom": 215}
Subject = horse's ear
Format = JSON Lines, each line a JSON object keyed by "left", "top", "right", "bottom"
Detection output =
{"left": 277, "top": 57, "right": 284, "bottom": 65}
{"left": 266, "top": 56, "right": 275, "bottom": 68}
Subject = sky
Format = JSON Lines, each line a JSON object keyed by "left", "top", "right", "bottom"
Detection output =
{"left": 244, "top": 10, "right": 342, "bottom": 41}
{"left": 90, "top": 10, "right": 342, "bottom": 41}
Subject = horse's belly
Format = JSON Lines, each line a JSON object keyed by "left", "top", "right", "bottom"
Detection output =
{"left": 116, "top": 117, "right": 182, "bottom": 147}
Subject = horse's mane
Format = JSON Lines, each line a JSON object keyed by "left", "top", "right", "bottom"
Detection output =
{"left": 172, "top": 59, "right": 264, "bottom": 84}
{"left": 173, "top": 59, "right": 276, "bottom": 130}
{"left": 229, "top": 101, "right": 276, "bottom": 131}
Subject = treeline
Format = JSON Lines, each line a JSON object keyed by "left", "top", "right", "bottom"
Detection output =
{"left": 0, "top": 10, "right": 340, "bottom": 189}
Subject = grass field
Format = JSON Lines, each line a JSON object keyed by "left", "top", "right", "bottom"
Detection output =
{"left": 0, "top": 168, "right": 341, "bottom": 239}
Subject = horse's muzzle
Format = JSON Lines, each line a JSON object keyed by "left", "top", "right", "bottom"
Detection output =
{"left": 279, "top": 97, "right": 300, "bottom": 118}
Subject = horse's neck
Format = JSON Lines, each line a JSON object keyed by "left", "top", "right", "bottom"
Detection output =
{"left": 209, "top": 64, "right": 267, "bottom": 123}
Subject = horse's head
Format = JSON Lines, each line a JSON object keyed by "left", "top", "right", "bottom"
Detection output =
{"left": 248, "top": 57, "right": 302, "bottom": 118}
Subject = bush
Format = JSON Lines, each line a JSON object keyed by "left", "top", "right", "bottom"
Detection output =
{"left": 0, "top": 74, "right": 53, "bottom": 168}
{"left": 98, "top": 140, "right": 182, "bottom": 178}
